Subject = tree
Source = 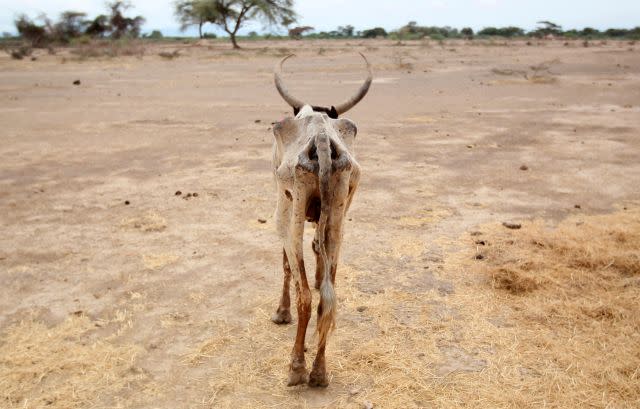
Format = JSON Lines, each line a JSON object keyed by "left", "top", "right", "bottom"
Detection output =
{"left": 54, "top": 11, "right": 88, "bottom": 42}
{"left": 361, "top": 27, "right": 387, "bottom": 38}
{"left": 85, "top": 15, "right": 110, "bottom": 37}
{"left": 107, "top": 1, "right": 145, "bottom": 39}
{"left": 337, "top": 25, "right": 355, "bottom": 37}
{"left": 174, "top": 0, "right": 296, "bottom": 49}
{"left": 14, "top": 14, "right": 48, "bottom": 47}
{"left": 174, "top": 0, "right": 217, "bottom": 38}
{"left": 579, "top": 27, "right": 599, "bottom": 38}
{"left": 461, "top": 27, "right": 474, "bottom": 39}
{"left": 288, "top": 26, "right": 313, "bottom": 39}
{"left": 478, "top": 26, "right": 524, "bottom": 37}
{"left": 532, "top": 21, "right": 562, "bottom": 37}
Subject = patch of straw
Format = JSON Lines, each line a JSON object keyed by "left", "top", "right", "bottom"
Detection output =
{"left": 0, "top": 315, "right": 147, "bottom": 409}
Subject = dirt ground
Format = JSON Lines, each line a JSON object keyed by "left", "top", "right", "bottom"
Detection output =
{"left": 1, "top": 38, "right": 639, "bottom": 408}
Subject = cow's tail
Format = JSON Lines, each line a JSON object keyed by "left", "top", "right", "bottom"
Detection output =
{"left": 315, "top": 129, "right": 336, "bottom": 345}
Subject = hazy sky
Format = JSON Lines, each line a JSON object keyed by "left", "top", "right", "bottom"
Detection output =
{"left": 1, "top": 0, "right": 639, "bottom": 36}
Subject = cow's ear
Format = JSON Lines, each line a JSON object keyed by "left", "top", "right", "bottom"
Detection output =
{"left": 273, "top": 117, "right": 299, "bottom": 147}
{"left": 332, "top": 118, "right": 357, "bottom": 144}
{"left": 293, "top": 106, "right": 300, "bottom": 116}
{"left": 328, "top": 106, "right": 339, "bottom": 119}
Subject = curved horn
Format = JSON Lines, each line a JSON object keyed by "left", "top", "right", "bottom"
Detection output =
{"left": 274, "top": 54, "right": 305, "bottom": 109}
{"left": 334, "top": 52, "right": 373, "bottom": 115}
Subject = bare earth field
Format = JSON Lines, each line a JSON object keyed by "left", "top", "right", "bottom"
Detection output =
{"left": 1, "top": 38, "right": 639, "bottom": 408}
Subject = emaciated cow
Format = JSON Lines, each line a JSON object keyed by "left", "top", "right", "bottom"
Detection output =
{"left": 270, "top": 53, "right": 373, "bottom": 387}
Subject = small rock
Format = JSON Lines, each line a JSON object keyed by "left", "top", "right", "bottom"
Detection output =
{"left": 364, "top": 401, "right": 374, "bottom": 409}
{"left": 474, "top": 254, "right": 485, "bottom": 260}
{"left": 31, "top": 56, "right": 37, "bottom": 61}
{"left": 466, "top": 144, "right": 474, "bottom": 149}
{"left": 257, "top": 218, "right": 267, "bottom": 224}
{"left": 254, "top": 119, "right": 261, "bottom": 123}
{"left": 175, "top": 190, "right": 182, "bottom": 196}
{"left": 356, "top": 306, "right": 367, "bottom": 312}
{"left": 185, "top": 193, "right": 192, "bottom": 199}
{"left": 349, "top": 388, "right": 360, "bottom": 396}
{"left": 519, "top": 165, "right": 528, "bottom": 171}
{"left": 470, "top": 231, "right": 483, "bottom": 236}
{"left": 73, "top": 79, "right": 81, "bottom": 85}
{"left": 475, "top": 240, "right": 486, "bottom": 245}
{"left": 124, "top": 200, "right": 130, "bottom": 205}
{"left": 502, "top": 222, "right": 521, "bottom": 230}
{"left": 574, "top": 204, "right": 581, "bottom": 209}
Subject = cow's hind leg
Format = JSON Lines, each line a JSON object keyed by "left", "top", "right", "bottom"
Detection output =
{"left": 271, "top": 249, "right": 292, "bottom": 324}
{"left": 288, "top": 271, "right": 311, "bottom": 386}
{"left": 286, "top": 187, "right": 312, "bottom": 386}
{"left": 309, "top": 171, "right": 351, "bottom": 387}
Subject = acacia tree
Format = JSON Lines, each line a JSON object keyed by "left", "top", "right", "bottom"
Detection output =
{"left": 174, "top": 0, "right": 296, "bottom": 48}
{"left": 288, "top": 26, "right": 313, "bottom": 39}
{"left": 533, "top": 21, "right": 562, "bottom": 37}
{"left": 108, "top": 1, "right": 145, "bottom": 39}
{"left": 54, "top": 11, "right": 88, "bottom": 42}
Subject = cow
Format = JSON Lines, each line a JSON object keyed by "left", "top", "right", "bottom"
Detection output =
{"left": 269, "top": 53, "right": 373, "bottom": 387}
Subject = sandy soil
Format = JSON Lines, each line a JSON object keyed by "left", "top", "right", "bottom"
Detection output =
{"left": 1, "top": 38, "right": 639, "bottom": 408}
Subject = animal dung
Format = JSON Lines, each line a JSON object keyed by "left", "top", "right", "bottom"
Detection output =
{"left": 73, "top": 79, "right": 81, "bottom": 85}
{"left": 124, "top": 200, "right": 130, "bottom": 205}
{"left": 175, "top": 191, "right": 182, "bottom": 196}
{"left": 502, "top": 222, "right": 521, "bottom": 229}
{"left": 520, "top": 165, "right": 529, "bottom": 171}
{"left": 257, "top": 218, "right": 267, "bottom": 224}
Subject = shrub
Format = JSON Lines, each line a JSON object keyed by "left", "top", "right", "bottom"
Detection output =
{"left": 361, "top": 27, "right": 387, "bottom": 38}
{"left": 147, "top": 30, "right": 163, "bottom": 39}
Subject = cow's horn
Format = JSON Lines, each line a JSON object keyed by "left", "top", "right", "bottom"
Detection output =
{"left": 274, "top": 54, "right": 305, "bottom": 109}
{"left": 334, "top": 53, "right": 373, "bottom": 115}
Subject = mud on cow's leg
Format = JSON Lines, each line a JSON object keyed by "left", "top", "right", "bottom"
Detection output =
{"left": 312, "top": 237, "right": 323, "bottom": 290}
{"left": 272, "top": 249, "right": 292, "bottom": 325}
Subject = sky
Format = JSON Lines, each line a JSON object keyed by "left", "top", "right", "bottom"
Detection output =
{"left": 1, "top": 0, "right": 639, "bottom": 37}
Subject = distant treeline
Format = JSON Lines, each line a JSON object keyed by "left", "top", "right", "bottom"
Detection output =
{"left": 299, "top": 21, "right": 640, "bottom": 40}
{"left": 5, "top": 8, "right": 640, "bottom": 49}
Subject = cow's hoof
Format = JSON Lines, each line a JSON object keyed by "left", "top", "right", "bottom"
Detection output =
{"left": 308, "top": 369, "right": 329, "bottom": 388}
{"left": 271, "top": 309, "right": 292, "bottom": 325}
{"left": 314, "top": 280, "right": 321, "bottom": 290}
{"left": 287, "top": 367, "right": 308, "bottom": 386}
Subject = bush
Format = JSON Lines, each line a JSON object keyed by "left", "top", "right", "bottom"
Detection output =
{"left": 361, "top": 27, "right": 387, "bottom": 38}
{"left": 478, "top": 26, "right": 525, "bottom": 37}
{"left": 6, "top": 45, "right": 33, "bottom": 60}
{"left": 147, "top": 30, "right": 163, "bottom": 39}
{"left": 14, "top": 15, "right": 48, "bottom": 47}
{"left": 202, "top": 33, "right": 217, "bottom": 39}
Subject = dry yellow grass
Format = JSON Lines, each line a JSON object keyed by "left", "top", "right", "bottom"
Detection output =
{"left": 0, "top": 315, "right": 149, "bottom": 409}
{"left": 1, "top": 208, "right": 637, "bottom": 408}
{"left": 200, "top": 207, "right": 639, "bottom": 408}
{"left": 469, "top": 206, "right": 640, "bottom": 408}
{"left": 121, "top": 211, "right": 167, "bottom": 232}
